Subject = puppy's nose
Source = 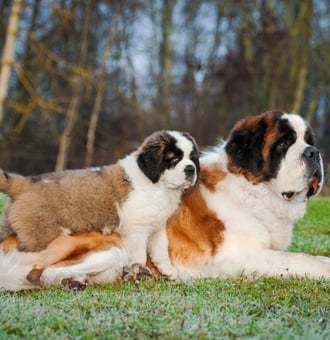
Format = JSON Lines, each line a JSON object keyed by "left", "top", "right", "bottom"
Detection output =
{"left": 302, "top": 146, "right": 319, "bottom": 162}
{"left": 184, "top": 165, "right": 196, "bottom": 179}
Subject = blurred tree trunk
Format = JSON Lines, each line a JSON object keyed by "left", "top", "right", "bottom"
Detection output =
{"left": 130, "top": 68, "right": 146, "bottom": 141}
{"left": 12, "top": 0, "right": 41, "bottom": 133}
{"left": 56, "top": 79, "right": 82, "bottom": 171}
{"left": 85, "top": 19, "right": 118, "bottom": 167}
{"left": 84, "top": 73, "right": 106, "bottom": 168}
{"left": 158, "top": 0, "right": 174, "bottom": 126}
{"left": 290, "top": 0, "right": 312, "bottom": 115}
{"left": 0, "top": 0, "right": 23, "bottom": 125}
{"left": 56, "top": 1, "right": 91, "bottom": 171}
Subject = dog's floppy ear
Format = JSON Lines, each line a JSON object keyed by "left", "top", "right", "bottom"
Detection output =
{"left": 225, "top": 118, "right": 266, "bottom": 175}
{"left": 137, "top": 145, "right": 166, "bottom": 183}
{"left": 137, "top": 139, "right": 167, "bottom": 183}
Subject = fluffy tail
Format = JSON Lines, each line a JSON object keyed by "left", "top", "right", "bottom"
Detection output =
{"left": 0, "top": 249, "right": 38, "bottom": 291}
{"left": 0, "top": 170, "right": 27, "bottom": 198}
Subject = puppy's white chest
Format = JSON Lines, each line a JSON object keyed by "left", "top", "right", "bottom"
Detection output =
{"left": 119, "top": 186, "right": 180, "bottom": 231}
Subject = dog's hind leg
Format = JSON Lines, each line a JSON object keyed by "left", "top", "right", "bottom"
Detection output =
{"left": 39, "top": 245, "right": 129, "bottom": 287}
{"left": 26, "top": 232, "right": 124, "bottom": 286}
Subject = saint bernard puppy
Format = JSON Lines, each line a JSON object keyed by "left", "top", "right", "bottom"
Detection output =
{"left": 0, "top": 130, "right": 199, "bottom": 284}
{"left": 0, "top": 111, "right": 329, "bottom": 291}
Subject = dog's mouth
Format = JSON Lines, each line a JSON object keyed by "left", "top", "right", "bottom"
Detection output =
{"left": 182, "top": 176, "right": 198, "bottom": 189}
{"left": 281, "top": 170, "right": 322, "bottom": 201}
{"left": 306, "top": 171, "right": 322, "bottom": 198}
{"left": 167, "top": 178, "right": 197, "bottom": 190}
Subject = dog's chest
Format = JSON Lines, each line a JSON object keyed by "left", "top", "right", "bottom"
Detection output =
{"left": 119, "top": 186, "right": 181, "bottom": 230}
{"left": 201, "top": 179, "right": 302, "bottom": 251}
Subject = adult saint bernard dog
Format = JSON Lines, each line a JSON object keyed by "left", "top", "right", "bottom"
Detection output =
{"left": 0, "top": 130, "right": 199, "bottom": 290}
{"left": 0, "top": 111, "right": 329, "bottom": 291}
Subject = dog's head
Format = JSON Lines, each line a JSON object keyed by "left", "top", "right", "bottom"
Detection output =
{"left": 137, "top": 130, "right": 200, "bottom": 190}
{"left": 225, "top": 111, "right": 324, "bottom": 201}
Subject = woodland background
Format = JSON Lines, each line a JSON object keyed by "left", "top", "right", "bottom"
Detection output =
{"left": 0, "top": 0, "right": 329, "bottom": 188}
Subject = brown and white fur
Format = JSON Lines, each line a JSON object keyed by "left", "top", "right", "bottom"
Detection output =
{"left": 0, "top": 130, "right": 199, "bottom": 286}
{"left": 0, "top": 112, "right": 329, "bottom": 291}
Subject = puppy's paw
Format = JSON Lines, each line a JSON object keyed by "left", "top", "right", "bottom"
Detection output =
{"left": 122, "top": 263, "right": 154, "bottom": 283}
{"left": 61, "top": 278, "right": 87, "bottom": 291}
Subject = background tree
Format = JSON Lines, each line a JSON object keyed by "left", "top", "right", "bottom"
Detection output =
{"left": 0, "top": 0, "right": 329, "bottom": 191}
{"left": 0, "top": 0, "right": 23, "bottom": 124}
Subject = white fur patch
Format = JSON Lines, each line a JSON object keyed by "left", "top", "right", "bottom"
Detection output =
{"left": 0, "top": 249, "right": 36, "bottom": 291}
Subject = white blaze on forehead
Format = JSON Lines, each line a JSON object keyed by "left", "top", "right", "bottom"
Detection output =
{"left": 168, "top": 131, "right": 194, "bottom": 156}
{"left": 282, "top": 113, "right": 308, "bottom": 142}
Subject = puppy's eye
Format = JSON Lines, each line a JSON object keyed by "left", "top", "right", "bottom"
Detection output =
{"left": 190, "top": 152, "right": 198, "bottom": 162}
{"left": 170, "top": 157, "right": 180, "bottom": 165}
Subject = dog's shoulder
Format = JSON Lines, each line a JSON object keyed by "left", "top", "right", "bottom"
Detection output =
{"left": 167, "top": 161, "right": 227, "bottom": 267}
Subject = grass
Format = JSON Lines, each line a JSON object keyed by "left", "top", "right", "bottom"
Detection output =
{"left": 0, "top": 194, "right": 329, "bottom": 339}
{"left": 290, "top": 197, "right": 330, "bottom": 256}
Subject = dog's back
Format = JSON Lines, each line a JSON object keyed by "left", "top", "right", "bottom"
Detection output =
{"left": 0, "top": 164, "right": 132, "bottom": 251}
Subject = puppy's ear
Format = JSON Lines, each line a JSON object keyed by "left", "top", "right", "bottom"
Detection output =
{"left": 225, "top": 118, "right": 266, "bottom": 175}
{"left": 137, "top": 144, "right": 166, "bottom": 183}
{"left": 182, "top": 132, "right": 200, "bottom": 175}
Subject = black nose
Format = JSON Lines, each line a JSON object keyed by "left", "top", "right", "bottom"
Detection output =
{"left": 302, "top": 146, "right": 319, "bottom": 162}
{"left": 184, "top": 165, "right": 196, "bottom": 179}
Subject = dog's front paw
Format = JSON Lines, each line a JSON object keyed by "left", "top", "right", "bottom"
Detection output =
{"left": 154, "top": 264, "right": 178, "bottom": 280}
{"left": 26, "top": 267, "right": 43, "bottom": 285}
{"left": 122, "top": 263, "right": 154, "bottom": 283}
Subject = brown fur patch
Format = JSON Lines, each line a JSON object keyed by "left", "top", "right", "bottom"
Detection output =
{"left": 0, "top": 171, "right": 28, "bottom": 199}
{"left": 167, "top": 184, "right": 225, "bottom": 267}
{"left": 260, "top": 114, "right": 283, "bottom": 166}
{"left": 0, "top": 164, "right": 131, "bottom": 251}
{"left": 35, "top": 232, "right": 122, "bottom": 268}
{"left": 199, "top": 164, "right": 226, "bottom": 192}
{"left": 0, "top": 236, "right": 19, "bottom": 253}
{"left": 226, "top": 111, "right": 282, "bottom": 184}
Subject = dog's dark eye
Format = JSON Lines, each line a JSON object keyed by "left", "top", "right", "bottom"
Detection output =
{"left": 304, "top": 130, "right": 315, "bottom": 146}
{"left": 276, "top": 133, "right": 296, "bottom": 153}
{"left": 278, "top": 141, "right": 288, "bottom": 148}
{"left": 276, "top": 139, "right": 291, "bottom": 152}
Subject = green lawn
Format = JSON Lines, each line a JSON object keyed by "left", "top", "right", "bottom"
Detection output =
{"left": 0, "top": 195, "right": 329, "bottom": 339}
